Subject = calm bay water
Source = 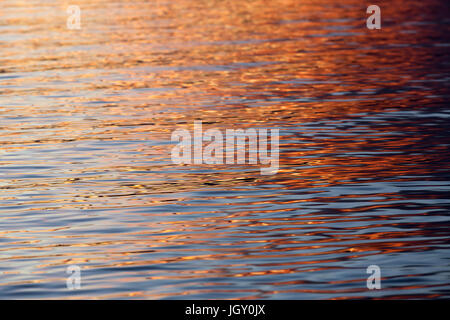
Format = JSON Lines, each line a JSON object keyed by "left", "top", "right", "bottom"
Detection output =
{"left": 0, "top": 0, "right": 450, "bottom": 299}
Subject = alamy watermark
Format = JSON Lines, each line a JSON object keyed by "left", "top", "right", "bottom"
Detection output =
{"left": 366, "top": 5, "right": 381, "bottom": 30}
{"left": 171, "top": 121, "right": 279, "bottom": 175}
{"left": 66, "top": 265, "right": 81, "bottom": 290}
{"left": 366, "top": 265, "right": 381, "bottom": 289}
{"left": 67, "top": 5, "right": 81, "bottom": 30}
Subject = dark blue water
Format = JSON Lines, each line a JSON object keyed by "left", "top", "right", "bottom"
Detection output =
{"left": 0, "top": 0, "right": 449, "bottom": 299}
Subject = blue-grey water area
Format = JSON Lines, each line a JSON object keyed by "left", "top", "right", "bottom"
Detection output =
{"left": 0, "top": 0, "right": 449, "bottom": 299}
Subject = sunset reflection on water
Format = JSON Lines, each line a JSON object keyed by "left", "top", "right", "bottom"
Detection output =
{"left": 0, "top": 0, "right": 449, "bottom": 299}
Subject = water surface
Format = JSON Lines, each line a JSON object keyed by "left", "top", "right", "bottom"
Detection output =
{"left": 0, "top": 0, "right": 450, "bottom": 299}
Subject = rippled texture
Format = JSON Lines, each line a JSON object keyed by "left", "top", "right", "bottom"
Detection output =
{"left": 1, "top": 0, "right": 450, "bottom": 299}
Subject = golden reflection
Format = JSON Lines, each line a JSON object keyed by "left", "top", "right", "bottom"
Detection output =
{"left": 0, "top": 0, "right": 449, "bottom": 299}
